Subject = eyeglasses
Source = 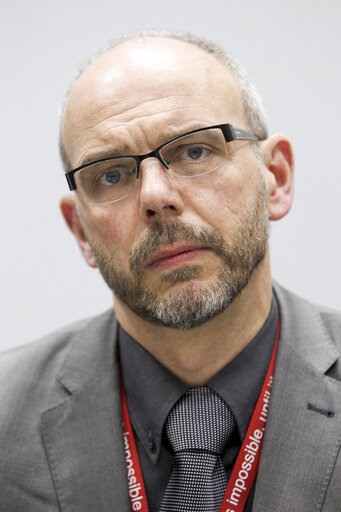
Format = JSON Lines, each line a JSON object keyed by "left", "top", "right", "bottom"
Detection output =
{"left": 65, "top": 123, "right": 260, "bottom": 205}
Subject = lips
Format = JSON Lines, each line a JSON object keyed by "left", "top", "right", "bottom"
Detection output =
{"left": 147, "top": 245, "right": 209, "bottom": 269}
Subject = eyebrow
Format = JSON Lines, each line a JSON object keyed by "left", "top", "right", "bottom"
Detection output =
{"left": 80, "top": 150, "right": 125, "bottom": 167}
{"left": 78, "top": 124, "right": 209, "bottom": 168}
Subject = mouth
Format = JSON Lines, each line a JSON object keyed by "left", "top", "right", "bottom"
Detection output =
{"left": 147, "top": 245, "right": 209, "bottom": 270}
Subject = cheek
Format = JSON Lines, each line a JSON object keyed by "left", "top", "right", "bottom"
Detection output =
{"left": 184, "top": 162, "right": 264, "bottom": 235}
{"left": 81, "top": 204, "right": 137, "bottom": 257}
{"left": 187, "top": 167, "right": 250, "bottom": 220}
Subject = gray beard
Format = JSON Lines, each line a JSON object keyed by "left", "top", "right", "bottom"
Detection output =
{"left": 90, "top": 184, "right": 269, "bottom": 330}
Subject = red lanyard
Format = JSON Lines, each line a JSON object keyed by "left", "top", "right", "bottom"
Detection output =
{"left": 121, "top": 379, "right": 149, "bottom": 512}
{"left": 120, "top": 320, "right": 280, "bottom": 512}
{"left": 220, "top": 319, "right": 279, "bottom": 511}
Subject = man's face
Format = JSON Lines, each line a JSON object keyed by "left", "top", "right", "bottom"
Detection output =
{"left": 62, "top": 38, "right": 273, "bottom": 329}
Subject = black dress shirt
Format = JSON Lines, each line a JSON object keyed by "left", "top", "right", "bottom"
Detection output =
{"left": 119, "top": 296, "right": 278, "bottom": 511}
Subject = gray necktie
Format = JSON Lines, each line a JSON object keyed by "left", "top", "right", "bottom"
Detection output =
{"left": 160, "top": 386, "right": 236, "bottom": 512}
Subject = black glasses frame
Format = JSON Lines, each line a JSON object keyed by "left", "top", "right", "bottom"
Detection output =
{"left": 65, "top": 123, "right": 260, "bottom": 191}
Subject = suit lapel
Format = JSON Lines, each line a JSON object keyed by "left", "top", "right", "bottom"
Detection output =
{"left": 253, "top": 285, "right": 341, "bottom": 510}
{"left": 40, "top": 310, "right": 130, "bottom": 512}
{"left": 39, "top": 288, "right": 341, "bottom": 511}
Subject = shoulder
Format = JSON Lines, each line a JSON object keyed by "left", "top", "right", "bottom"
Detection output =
{"left": 273, "top": 282, "right": 341, "bottom": 332}
{"left": 0, "top": 308, "right": 116, "bottom": 403}
{"left": 273, "top": 282, "right": 341, "bottom": 374}
{"left": 0, "top": 309, "right": 117, "bottom": 508}
{"left": 0, "top": 308, "right": 117, "bottom": 459}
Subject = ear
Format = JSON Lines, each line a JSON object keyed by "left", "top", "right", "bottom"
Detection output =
{"left": 261, "top": 134, "right": 294, "bottom": 221}
{"left": 60, "top": 194, "right": 97, "bottom": 268}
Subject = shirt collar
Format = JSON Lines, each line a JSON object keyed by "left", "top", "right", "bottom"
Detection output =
{"left": 208, "top": 296, "right": 278, "bottom": 440}
{"left": 119, "top": 329, "right": 188, "bottom": 464}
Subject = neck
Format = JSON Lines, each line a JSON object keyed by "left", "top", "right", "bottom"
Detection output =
{"left": 115, "top": 256, "right": 273, "bottom": 386}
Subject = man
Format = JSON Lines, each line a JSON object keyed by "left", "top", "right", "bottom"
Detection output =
{"left": 0, "top": 32, "right": 340, "bottom": 512}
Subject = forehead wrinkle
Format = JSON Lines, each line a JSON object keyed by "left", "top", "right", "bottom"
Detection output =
{"left": 68, "top": 88, "right": 184, "bottom": 128}
{"left": 72, "top": 90, "right": 200, "bottom": 133}
{"left": 72, "top": 97, "right": 206, "bottom": 159}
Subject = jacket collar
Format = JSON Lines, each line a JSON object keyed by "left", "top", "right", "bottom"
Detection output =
{"left": 40, "top": 309, "right": 131, "bottom": 512}
{"left": 273, "top": 282, "right": 339, "bottom": 373}
{"left": 56, "top": 309, "right": 118, "bottom": 394}
{"left": 253, "top": 283, "right": 341, "bottom": 510}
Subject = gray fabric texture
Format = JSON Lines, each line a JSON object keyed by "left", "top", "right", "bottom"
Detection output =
{"left": 0, "top": 283, "right": 341, "bottom": 511}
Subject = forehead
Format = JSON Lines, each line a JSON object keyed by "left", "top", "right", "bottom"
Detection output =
{"left": 62, "top": 38, "right": 246, "bottom": 165}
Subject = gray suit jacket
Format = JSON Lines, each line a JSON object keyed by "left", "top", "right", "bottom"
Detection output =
{"left": 1, "top": 283, "right": 341, "bottom": 511}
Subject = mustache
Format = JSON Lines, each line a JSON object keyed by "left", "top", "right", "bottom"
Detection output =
{"left": 129, "top": 218, "right": 227, "bottom": 277}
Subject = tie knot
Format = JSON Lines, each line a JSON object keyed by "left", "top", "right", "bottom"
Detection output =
{"left": 165, "top": 386, "right": 235, "bottom": 455}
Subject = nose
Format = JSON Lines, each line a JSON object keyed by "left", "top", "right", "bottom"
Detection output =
{"left": 138, "top": 157, "right": 185, "bottom": 222}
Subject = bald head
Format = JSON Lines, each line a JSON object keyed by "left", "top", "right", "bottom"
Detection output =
{"left": 60, "top": 33, "right": 267, "bottom": 171}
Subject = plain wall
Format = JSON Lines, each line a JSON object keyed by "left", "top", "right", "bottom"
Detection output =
{"left": 1, "top": 0, "right": 340, "bottom": 350}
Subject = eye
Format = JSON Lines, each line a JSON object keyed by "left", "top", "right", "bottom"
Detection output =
{"left": 98, "top": 169, "right": 123, "bottom": 186}
{"left": 184, "top": 146, "right": 209, "bottom": 161}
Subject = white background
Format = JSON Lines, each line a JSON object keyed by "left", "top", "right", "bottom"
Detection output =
{"left": 1, "top": 0, "right": 340, "bottom": 350}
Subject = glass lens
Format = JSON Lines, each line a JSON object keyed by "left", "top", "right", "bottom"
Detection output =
{"left": 75, "top": 157, "right": 137, "bottom": 204}
{"left": 160, "top": 128, "right": 227, "bottom": 177}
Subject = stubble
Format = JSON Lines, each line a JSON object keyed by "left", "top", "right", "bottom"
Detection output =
{"left": 89, "top": 181, "right": 270, "bottom": 330}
